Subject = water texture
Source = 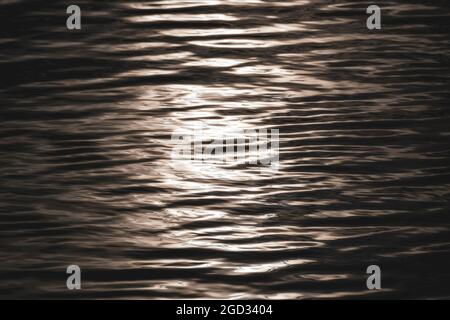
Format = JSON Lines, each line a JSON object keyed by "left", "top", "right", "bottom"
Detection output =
{"left": 0, "top": 0, "right": 450, "bottom": 299}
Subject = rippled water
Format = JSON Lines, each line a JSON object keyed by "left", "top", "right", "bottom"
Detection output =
{"left": 1, "top": 0, "right": 450, "bottom": 299}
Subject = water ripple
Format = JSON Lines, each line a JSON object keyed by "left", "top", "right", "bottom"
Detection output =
{"left": 0, "top": 0, "right": 450, "bottom": 299}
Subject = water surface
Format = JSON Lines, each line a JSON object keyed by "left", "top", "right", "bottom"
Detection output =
{"left": 1, "top": 0, "right": 450, "bottom": 299}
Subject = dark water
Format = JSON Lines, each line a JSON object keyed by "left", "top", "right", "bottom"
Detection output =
{"left": 1, "top": 0, "right": 450, "bottom": 299}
